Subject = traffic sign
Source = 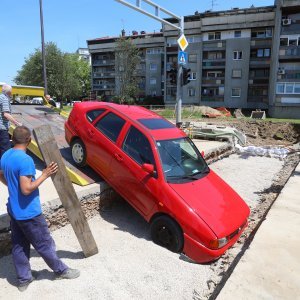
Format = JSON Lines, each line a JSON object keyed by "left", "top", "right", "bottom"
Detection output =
{"left": 178, "top": 51, "right": 187, "bottom": 65}
{"left": 177, "top": 34, "right": 189, "bottom": 51}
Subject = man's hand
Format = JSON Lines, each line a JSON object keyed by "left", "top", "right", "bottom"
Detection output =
{"left": 42, "top": 162, "right": 58, "bottom": 179}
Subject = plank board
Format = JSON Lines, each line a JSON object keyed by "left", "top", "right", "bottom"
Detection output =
{"left": 33, "top": 125, "right": 98, "bottom": 257}
{"left": 12, "top": 104, "right": 100, "bottom": 185}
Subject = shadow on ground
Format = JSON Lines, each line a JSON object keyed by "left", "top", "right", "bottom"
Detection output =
{"left": 0, "top": 249, "right": 83, "bottom": 287}
{"left": 99, "top": 195, "right": 151, "bottom": 241}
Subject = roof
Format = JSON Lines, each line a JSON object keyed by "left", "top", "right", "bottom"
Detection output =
{"left": 76, "top": 102, "right": 186, "bottom": 140}
{"left": 87, "top": 32, "right": 163, "bottom": 44}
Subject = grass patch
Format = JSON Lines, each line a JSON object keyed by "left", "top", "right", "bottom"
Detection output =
{"left": 154, "top": 109, "right": 203, "bottom": 119}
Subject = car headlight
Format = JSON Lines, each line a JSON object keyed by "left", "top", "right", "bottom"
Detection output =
{"left": 209, "top": 237, "right": 229, "bottom": 249}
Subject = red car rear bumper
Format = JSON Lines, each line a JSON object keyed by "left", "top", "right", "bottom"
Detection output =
{"left": 183, "top": 222, "right": 248, "bottom": 263}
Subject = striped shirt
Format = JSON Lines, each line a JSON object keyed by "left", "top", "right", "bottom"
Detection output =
{"left": 0, "top": 93, "right": 11, "bottom": 130}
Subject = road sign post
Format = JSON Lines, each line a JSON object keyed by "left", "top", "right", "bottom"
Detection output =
{"left": 115, "top": 0, "right": 187, "bottom": 126}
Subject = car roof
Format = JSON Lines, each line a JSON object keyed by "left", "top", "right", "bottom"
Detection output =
{"left": 74, "top": 102, "right": 186, "bottom": 140}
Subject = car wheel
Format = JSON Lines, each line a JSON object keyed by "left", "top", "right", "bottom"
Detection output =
{"left": 71, "top": 139, "right": 87, "bottom": 167}
{"left": 150, "top": 215, "right": 184, "bottom": 253}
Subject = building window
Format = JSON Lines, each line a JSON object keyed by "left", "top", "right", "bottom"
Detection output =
{"left": 234, "top": 31, "right": 241, "bottom": 38}
{"left": 280, "top": 38, "right": 288, "bottom": 46}
{"left": 251, "top": 28, "right": 272, "bottom": 38}
{"left": 233, "top": 51, "right": 243, "bottom": 60}
{"left": 188, "top": 89, "right": 195, "bottom": 97}
{"left": 189, "top": 54, "right": 197, "bottom": 63}
{"left": 232, "top": 69, "right": 242, "bottom": 78}
{"left": 150, "top": 78, "right": 157, "bottom": 85}
{"left": 208, "top": 32, "right": 221, "bottom": 40}
{"left": 150, "top": 63, "right": 157, "bottom": 71}
{"left": 276, "top": 82, "right": 300, "bottom": 94}
{"left": 255, "top": 48, "right": 271, "bottom": 58}
{"left": 190, "top": 72, "right": 197, "bottom": 80}
{"left": 151, "top": 90, "right": 157, "bottom": 96}
{"left": 232, "top": 88, "right": 241, "bottom": 97}
{"left": 147, "top": 48, "right": 163, "bottom": 54}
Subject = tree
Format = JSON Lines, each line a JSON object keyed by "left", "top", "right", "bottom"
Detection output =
{"left": 15, "top": 42, "right": 91, "bottom": 101}
{"left": 114, "top": 38, "right": 141, "bottom": 104}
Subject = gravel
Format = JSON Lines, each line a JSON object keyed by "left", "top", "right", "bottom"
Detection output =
{"left": 0, "top": 155, "right": 290, "bottom": 300}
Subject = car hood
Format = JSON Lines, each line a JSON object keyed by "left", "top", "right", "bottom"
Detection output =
{"left": 169, "top": 170, "right": 250, "bottom": 238}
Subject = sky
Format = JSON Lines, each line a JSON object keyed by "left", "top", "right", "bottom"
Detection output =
{"left": 0, "top": 0, "right": 274, "bottom": 85}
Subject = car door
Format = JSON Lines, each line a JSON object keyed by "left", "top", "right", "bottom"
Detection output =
{"left": 82, "top": 109, "right": 107, "bottom": 164}
{"left": 110, "top": 125, "right": 159, "bottom": 217}
{"left": 87, "top": 111, "right": 126, "bottom": 178}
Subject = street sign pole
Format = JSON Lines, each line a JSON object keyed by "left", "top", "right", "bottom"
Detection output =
{"left": 115, "top": 0, "right": 185, "bottom": 125}
{"left": 176, "top": 17, "right": 184, "bottom": 127}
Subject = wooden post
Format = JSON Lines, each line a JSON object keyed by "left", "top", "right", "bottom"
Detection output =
{"left": 33, "top": 125, "right": 98, "bottom": 257}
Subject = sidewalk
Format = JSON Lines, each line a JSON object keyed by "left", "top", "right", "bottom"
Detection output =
{"left": 218, "top": 162, "right": 300, "bottom": 300}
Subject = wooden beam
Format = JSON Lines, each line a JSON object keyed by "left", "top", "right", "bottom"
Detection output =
{"left": 33, "top": 125, "right": 98, "bottom": 257}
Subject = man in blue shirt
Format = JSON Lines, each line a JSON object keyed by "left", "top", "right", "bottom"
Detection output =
{"left": 0, "top": 126, "right": 80, "bottom": 291}
{"left": 0, "top": 84, "right": 22, "bottom": 158}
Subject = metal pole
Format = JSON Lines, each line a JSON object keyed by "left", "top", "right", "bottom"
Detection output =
{"left": 176, "top": 16, "right": 184, "bottom": 127}
{"left": 39, "top": 0, "right": 48, "bottom": 95}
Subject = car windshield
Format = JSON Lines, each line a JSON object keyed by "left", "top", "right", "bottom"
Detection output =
{"left": 157, "top": 137, "right": 209, "bottom": 183}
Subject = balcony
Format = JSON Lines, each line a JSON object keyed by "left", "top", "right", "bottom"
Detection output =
{"left": 93, "top": 59, "right": 115, "bottom": 66}
{"left": 250, "top": 39, "right": 272, "bottom": 48}
{"left": 201, "top": 95, "right": 224, "bottom": 102}
{"left": 93, "top": 72, "right": 115, "bottom": 78}
{"left": 279, "top": 47, "right": 300, "bottom": 61}
{"left": 93, "top": 84, "right": 115, "bottom": 90}
{"left": 247, "top": 96, "right": 268, "bottom": 103}
{"left": 203, "top": 41, "right": 226, "bottom": 50}
{"left": 202, "top": 78, "right": 225, "bottom": 86}
{"left": 280, "top": 71, "right": 300, "bottom": 80}
{"left": 202, "top": 60, "right": 226, "bottom": 68}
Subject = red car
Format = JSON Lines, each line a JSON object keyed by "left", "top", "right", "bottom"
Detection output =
{"left": 65, "top": 102, "right": 250, "bottom": 263}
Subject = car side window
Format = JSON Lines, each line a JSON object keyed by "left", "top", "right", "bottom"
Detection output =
{"left": 122, "top": 126, "right": 155, "bottom": 166}
{"left": 95, "top": 112, "right": 126, "bottom": 143}
{"left": 86, "top": 109, "right": 106, "bottom": 123}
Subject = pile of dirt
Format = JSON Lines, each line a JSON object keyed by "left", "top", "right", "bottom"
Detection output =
{"left": 194, "top": 119, "right": 300, "bottom": 146}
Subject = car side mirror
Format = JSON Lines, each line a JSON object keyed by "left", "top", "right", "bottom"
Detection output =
{"left": 142, "top": 163, "right": 155, "bottom": 175}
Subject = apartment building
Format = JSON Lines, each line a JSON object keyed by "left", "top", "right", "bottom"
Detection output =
{"left": 87, "top": 0, "right": 300, "bottom": 118}
{"left": 87, "top": 31, "right": 164, "bottom": 101}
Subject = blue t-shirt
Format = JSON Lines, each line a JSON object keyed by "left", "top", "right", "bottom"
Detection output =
{"left": 0, "top": 149, "right": 41, "bottom": 220}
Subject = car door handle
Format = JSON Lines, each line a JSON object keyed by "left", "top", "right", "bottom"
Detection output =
{"left": 114, "top": 153, "right": 123, "bottom": 162}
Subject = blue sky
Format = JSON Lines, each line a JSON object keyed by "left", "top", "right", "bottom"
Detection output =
{"left": 0, "top": 0, "right": 274, "bottom": 84}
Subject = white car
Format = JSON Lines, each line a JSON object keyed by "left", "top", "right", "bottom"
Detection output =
{"left": 31, "top": 97, "right": 44, "bottom": 105}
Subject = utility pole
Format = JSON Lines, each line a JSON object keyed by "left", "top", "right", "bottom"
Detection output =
{"left": 115, "top": 0, "right": 185, "bottom": 126}
{"left": 39, "top": 0, "right": 48, "bottom": 95}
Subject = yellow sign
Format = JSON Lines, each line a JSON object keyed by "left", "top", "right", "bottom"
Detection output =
{"left": 177, "top": 34, "right": 189, "bottom": 51}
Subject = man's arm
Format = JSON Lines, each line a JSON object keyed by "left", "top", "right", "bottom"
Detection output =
{"left": 3, "top": 112, "right": 22, "bottom": 127}
{"left": 0, "top": 170, "right": 7, "bottom": 186}
{"left": 20, "top": 162, "right": 58, "bottom": 196}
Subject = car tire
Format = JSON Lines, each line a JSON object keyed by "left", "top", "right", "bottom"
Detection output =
{"left": 150, "top": 215, "right": 184, "bottom": 253}
{"left": 71, "top": 139, "right": 87, "bottom": 167}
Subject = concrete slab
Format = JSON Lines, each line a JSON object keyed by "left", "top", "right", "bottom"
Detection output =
{"left": 218, "top": 163, "right": 300, "bottom": 300}
{"left": 192, "top": 139, "right": 227, "bottom": 154}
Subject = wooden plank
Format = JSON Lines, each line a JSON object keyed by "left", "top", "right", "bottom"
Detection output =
{"left": 33, "top": 125, "right": 98, "bottom": 257}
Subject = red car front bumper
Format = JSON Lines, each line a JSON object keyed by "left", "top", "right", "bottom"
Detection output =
{"left": 183, "top": 222, "right": 248, "bottom": 263}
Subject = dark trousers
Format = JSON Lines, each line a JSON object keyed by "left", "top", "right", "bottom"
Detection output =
{"left": 10, "top": 214, "right": 68, "bottom": 284}
{"left": 0, "top": 129, "right": 11, "bottom": 159}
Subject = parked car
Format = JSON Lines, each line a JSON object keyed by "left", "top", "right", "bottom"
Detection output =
{"left": 31, "top": 97, "right": 43, "bottom": 105}
{"left": 65, "top": 102, "right": 250, "bottom": 263}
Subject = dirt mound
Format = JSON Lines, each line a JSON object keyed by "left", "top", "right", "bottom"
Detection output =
{"left": 195, "top": 119, "right": 300, "bottom": 146}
